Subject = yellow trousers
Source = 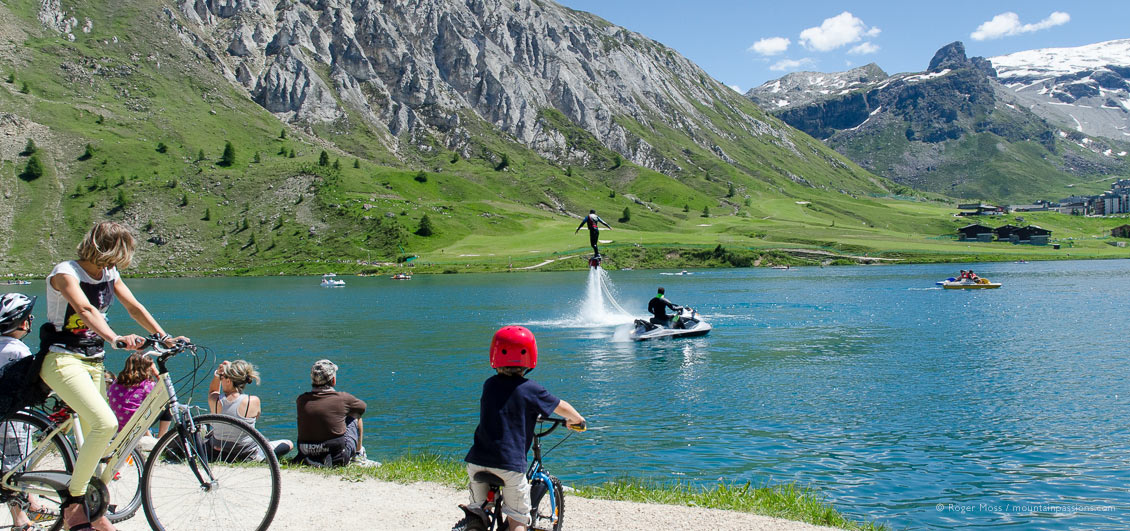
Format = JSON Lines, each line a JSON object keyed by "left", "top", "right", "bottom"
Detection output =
{"left": 39, "top": 351, "right": 117, "bottom": 496}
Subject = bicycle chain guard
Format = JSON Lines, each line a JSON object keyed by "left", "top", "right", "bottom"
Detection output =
{"left": 81, "top": 476, "right": 111, "bottom": 520}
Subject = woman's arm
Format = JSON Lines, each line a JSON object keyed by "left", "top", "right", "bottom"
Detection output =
{"left": 207, "top": 361, "right": 229, "bottom": 413}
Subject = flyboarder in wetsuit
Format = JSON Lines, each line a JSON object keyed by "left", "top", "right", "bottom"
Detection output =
{"left": 575, "top": 210, "right": 612, "bottom": 258}
{"left": 647, "top": 287, "right": 682, "bottom": 327}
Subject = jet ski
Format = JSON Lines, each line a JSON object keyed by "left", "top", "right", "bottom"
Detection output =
{"left": 629, "top": 307, "right": 712, "bottom": 341}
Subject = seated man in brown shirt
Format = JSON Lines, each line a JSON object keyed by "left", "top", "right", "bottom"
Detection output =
{"left": 295, "top": 359, "right": 375, "bottom": 466}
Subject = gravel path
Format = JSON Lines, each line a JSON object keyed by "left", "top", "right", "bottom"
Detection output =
{"left": 116, "top": 468, "right": 837, "bottom": 531}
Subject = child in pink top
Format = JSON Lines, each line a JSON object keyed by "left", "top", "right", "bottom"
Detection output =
{"left": 107, "top": 353, "right": 158, "bottom": 430}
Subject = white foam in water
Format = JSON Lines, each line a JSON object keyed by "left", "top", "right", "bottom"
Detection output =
{"left": 527, "top": 266, "right": 636, "bottom": 328}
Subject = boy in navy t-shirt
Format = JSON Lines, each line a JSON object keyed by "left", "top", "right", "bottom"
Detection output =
{"left": 463, "top": 326, "right": 585, "bottom": 531}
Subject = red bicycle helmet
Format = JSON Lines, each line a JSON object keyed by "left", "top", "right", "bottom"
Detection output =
{"left": 489, "top": 326, "right": 538, "bottom": 369}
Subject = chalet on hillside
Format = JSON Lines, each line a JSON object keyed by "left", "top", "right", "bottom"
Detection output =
{"left": 958, "top": 224, "right": 994, "bottom": 242}
{"left": 1014, "top": 225, "right": 1052, "bottom": 245}
{"left": 957, "top": 203, "right": 1004, "bottom": 216}
{"left": 994, "top": 225, "right": 1020, "bottom": 240}
{"left": 1113, "top": 225, "right": 1130, "bottom": 238}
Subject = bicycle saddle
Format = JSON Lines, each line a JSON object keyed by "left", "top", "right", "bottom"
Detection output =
{"left": 472, "top": 471, "right": 507, "bottom": 487}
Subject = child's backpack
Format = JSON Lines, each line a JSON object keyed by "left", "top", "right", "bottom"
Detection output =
{"left": 0, "top": 324, "right": 56, "bottom": 420}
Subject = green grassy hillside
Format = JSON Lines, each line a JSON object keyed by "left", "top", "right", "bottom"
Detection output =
{"left": 1, "top": 0, "right": 1127, "bottom": 278}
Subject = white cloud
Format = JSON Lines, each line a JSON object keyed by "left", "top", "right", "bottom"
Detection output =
{"left": 728, "top": 84, "right": 742, "bottom": 93}
{"left": 749, "top": 37, "right": 790, "bottom": 56}
{"left": 770, "top": 58, "right": 815, "bottom": 72}
{"left": 971, "top": 11, "right": 1070, "bottom": 41}
{"left": 799, "top": 12, "right": 880, "bottom": 52}
{"left": 848, "top": 42, "right": 879, "bottom": 55}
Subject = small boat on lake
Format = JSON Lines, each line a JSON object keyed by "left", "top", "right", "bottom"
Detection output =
{"left": 941, "top": 278, "right": 1001, "bottom": 289}
{"left": 391, "top": 273, "right": 411, "bottom": 280}
{"left": 4, "top": 279, "right": 31, "bottom": 285}
{"left": 321, "top": 274, "right": 345, "bottom": 287}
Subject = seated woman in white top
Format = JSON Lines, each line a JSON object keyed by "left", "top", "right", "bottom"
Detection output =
{"left": 207, "top": 360, "right": 293, "bottom": 460}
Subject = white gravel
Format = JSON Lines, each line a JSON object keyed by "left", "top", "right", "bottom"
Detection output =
{"left": 116, "top": 468, "right": 838, "bottom": 531}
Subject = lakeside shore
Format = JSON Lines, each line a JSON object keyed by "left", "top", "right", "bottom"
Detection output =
{"left": 113, "top": 467, "right": 849, "bottom": 531}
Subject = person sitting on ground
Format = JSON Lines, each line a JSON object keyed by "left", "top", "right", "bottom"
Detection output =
{"left": 574, "top": 209, "right": 612, "bottom": 257}
{"left": 0, "top": 293, "right": 46, "bottom": 531}
{"left": 461, "top": 326, "right": 585, "bottom": 531}
{"left": 294, "top": 359, "right": 373, "bottom": 467}
{"left": 106, "top": 352, "right": 172, "bottom": 448}
{"left": 207, "top": 360, "right": 293, "bottom": 460}
{"left": 647, "top": 287, "right": 683, "bottom": 327}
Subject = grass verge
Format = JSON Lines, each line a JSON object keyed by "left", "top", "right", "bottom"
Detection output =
{"left": 281, "top": 453, "right": 884, "bottom": 530}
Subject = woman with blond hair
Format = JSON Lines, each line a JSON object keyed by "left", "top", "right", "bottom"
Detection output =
{"left": 208, "top": 360, "right": 293, "bottom": 460}
{"left": 40, "top": 220, "right": 186, "bottom": 531}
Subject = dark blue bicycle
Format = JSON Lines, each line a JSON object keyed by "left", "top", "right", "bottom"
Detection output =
{"left": 454, "top": 417, "right": 585, "bottom": 531}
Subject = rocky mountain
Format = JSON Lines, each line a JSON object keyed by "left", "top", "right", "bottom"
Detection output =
{"left": 1, "top": 0, "right": 914, "bottom": 274}
{"left": 748, "top": 41, "right": 1130, "bottom": 202}
{"left": 990, "top": 39, "right": 1130, "bottom": 143}
{"left": 169, "top": 0, "right": 830, "bottom": 177}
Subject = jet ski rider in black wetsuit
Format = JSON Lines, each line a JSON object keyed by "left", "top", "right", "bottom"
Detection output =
{"left": 575, "top": 210, "right": 612, "bottom": 258}
{"left": 647, "top": 287, "right": 683, "bottom": 327}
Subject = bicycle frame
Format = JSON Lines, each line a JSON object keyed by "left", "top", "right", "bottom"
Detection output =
{"left": 1, "top": 351, "right": 196, "bottom": 499}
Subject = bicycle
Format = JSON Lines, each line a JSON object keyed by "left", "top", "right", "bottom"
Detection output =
{"left": 453, "top": 417, "right": 585, "bottom": 531}
{"left": 1, "top": 337, "right": 281, "bottom": 531}
{"left": 1, "top": 403, "right": 145, "bottom": 529}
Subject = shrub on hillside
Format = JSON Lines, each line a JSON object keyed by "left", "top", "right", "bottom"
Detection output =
{"left": 219, "top": 141, "right": 236, "bottom": 167}
{"left": 619, "top": 207, "right": 630, "bottom": 223}
{"left": 414, "top": 171, "right": 427, "bottom": 183}
{"left": 20, "top": 155, "right": 44, "bottom": 181}
{"left": 156, "top": 142, "right": 168, "bottom": 153}
{"left": 416, "top": 214, "right": 435, "bottom": 236}
{"left": 78, "top": 144, "right": 94, "bottom": 161}
{"left": 21, "top": 139, "right": 36, "bottom": 156}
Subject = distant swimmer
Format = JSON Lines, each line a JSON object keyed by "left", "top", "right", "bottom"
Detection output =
{"left": 575, "top": 210, "right": 612, "bottom": 258}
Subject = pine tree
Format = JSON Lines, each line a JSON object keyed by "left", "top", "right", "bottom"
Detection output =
{"left": 495, "top": 153, "right": 509, "bottom": 171}
{"left": 702, "top": 205, "right": 710, "bottom": 217}
{"left": 219, "top": 141, "right": 236, "bottom": 167}
{"left": 278, "top": 145, "right": 287, "bottom": 155}
{"left": 318, "top": 150, "right": 329, "bottom": 166}
{"left": 353, "top": 158, "right": 360, "bottom": 169}
{"left": 450, "top": 152, "right": 460, "bottom": 164}
{"left": 197, "top": 149, "right": 206, "bottom": 161}
{"left": 279, "top": 129, "right": 287, "bottom": 139}
{"left": 180, "top": 193, "right": 188, "bottom": 207}
{"left": 683, "top": 204, "right": 690, "bottom": 213}
{"left": 5, "top": 73, "right": 13, "bottom": 83}
{"left": 727, "top": 182, "right": 735, "bottom": 198}
{"left": 415, "top": 214, "right": 435, "bottom": 237}
{"left": 611, "top": 153, "right": 622, "bottom": 169}
{"left": 288, "top": 149, "right": 296, "bottom": 158}
{"left": 22, "top": 139, "right": 36, "bottom": 155}
{"left": 253, "top": 151, "right": 261, "bottom": 163}
{"left": 156, "top": 142, "right": 168, "bottom": 153}
{"left": 202, "top": 208, "right": 211, "bottom": 221}
{"left": 332, "top": 159, "right": 341, "bottom": 171}
{"left": 78, "top": 144, "right": 94, "bottom": 161}
{"left": 19, "top": 82, "right": 29, "bottom": 94}
{"left": 620, "top": 207, "right": 631, "bottom": 222}
{"left": 21, "top": 155, "right": 44, "bottom": 180}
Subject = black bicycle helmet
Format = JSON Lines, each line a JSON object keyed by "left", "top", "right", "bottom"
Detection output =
{"left": 0, "top": 293, "right": 35, "bottom": 334}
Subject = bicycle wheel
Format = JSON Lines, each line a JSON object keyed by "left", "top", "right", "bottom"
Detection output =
{"left": 0, "top": 410, "right": 76, "bottom": 531}
{"left": 140, "top": 414, "right": 280, "bottom": 531}
{"left": 529, "top": 474, "right": 564, "bottom": 531}
{"left": 105, "top": 447, "right": 143, "bottom": 523}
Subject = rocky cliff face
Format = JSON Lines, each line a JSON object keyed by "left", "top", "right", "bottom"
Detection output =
{"left": 166, "top": 0, "right": 785, "bottom": 174}
{"left": 747, "top": 41, "right": 1130, "bottom": 201}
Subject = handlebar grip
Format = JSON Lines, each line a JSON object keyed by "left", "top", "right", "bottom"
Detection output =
{"left": 568, "top": 420, "right": 587, "bottom": 432}
{"left": 114, "top": 339, "right": 128, "bottom": 349}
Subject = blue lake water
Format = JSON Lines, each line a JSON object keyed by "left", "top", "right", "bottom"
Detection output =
{"left": 5, "top": 259, "right": 1129, "bottom": 529}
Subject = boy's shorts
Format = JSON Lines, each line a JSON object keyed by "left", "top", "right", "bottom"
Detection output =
{"left": 466, "top": 463, "right": 531, "bottom": 526}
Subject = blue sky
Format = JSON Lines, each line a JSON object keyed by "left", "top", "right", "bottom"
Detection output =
{"left": 555, "top": 1, "right": 1130, "bottom": 92}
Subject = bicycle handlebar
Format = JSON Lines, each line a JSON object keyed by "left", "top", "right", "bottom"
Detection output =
{"left": 536, "top": 417, "right": 586, "bottom": 437}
